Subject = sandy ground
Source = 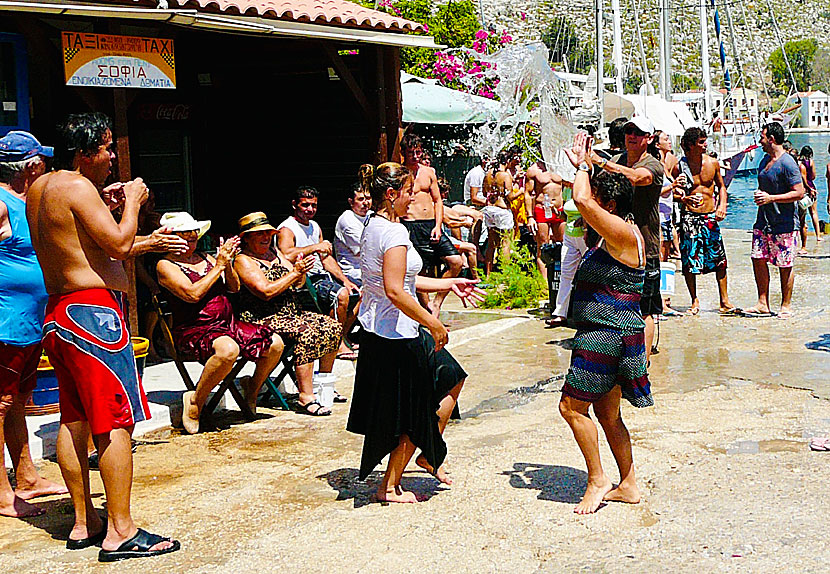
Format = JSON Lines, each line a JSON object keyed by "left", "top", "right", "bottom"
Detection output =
{"left": 1, "top": 229, "right": 829, "bottom": 573}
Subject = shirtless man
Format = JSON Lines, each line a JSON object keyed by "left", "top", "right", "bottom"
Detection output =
{"left": 27, "top": 113, "right": 179, "bottom": 561}
{"left": 672, "top": 127, "right": 736, "bottom": 315}
{"left": 400, "top": 133, "right": 463, "bottom": 317}
{"left": 525, "top": 154, "right": 565, "bottom": 276}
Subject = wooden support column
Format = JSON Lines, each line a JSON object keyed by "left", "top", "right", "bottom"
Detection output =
{"left": 375, "top": 46, "right": 388, "bottom": 162}
{"left": 113, "top": 88, "right": 139, "bottom": 334}
{"left": 382, "top": 47, "right": 403, "bottom": 163}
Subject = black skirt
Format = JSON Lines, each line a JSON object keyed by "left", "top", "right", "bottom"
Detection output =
{"left": 346, "top": 327, "right": 467, "bottom": 480}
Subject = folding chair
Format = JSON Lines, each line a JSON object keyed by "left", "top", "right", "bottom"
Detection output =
{"left": 151, "top": 295, "right": 255, "bottom": 424}
{"left": 260, "top": 342, "right": 296, "bottom": 411}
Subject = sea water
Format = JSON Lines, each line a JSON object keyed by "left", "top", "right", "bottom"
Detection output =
{"left": 723, "top": 133, "right": 830, "bottom": 230}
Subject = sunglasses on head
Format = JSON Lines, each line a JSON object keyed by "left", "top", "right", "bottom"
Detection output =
{"left": 625, "top": 126, "right": 648, "bottom": 136}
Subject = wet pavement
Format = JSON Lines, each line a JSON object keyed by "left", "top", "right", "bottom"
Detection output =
{"left": 1, "top": 229, "right": 829, "bottom": 573}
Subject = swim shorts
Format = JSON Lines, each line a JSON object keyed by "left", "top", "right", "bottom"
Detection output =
{"left": 561, "top": 327, "right": 653, "bottom": 408}
{"left": 640, "top": 257, "right": 663, "bottom": 317}
{"left": 660, "top": 220, "right": 673, "bottom": 243}
{"left": 750, "top": 229, "right": 798, "bottom": 268}
{"left": 679, "top": 211, "right": 728, "bottom": 275}
{"left": 533, "top": 204, "right": 565, "bottom": 225}
{"left": 308, "top": 273, "right": 359, "bottom": 314}
{"left": 402, "top": 219, "right": 459, "bottom": 266}
{"left": 42, "top": 288, "right": 150, "bottom": 435}
{"left": 0, "top": 342, "right": 41, "bottom": 397}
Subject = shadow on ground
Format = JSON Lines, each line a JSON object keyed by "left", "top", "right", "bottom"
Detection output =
{"left": 501, "top": 462, "right": 587, "bottom": 504}
{"left": 806, "top": 334, "right": 830, "bottom": 353}
{"left": 318, "top": 468, "right": 449, "bottom": 508}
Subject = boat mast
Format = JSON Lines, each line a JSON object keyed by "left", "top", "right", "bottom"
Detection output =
{"left": 700, "top": 0, "right": 712, "bottom": 120}
{"left": 658, "top": 0, "right": 672, "bottom": 99}
{"left": 632, "top": 0, "right": 652, "bottom": 94}
{"left": 612, "top": 0, "right": 624, "bottom": 95}
{"left": 596, "top": 0, "right": 605, "bottom": 124}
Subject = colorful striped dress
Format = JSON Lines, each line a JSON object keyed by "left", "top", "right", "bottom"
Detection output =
{"left": 561, "top": 237, "right": 653, "bottom": 408}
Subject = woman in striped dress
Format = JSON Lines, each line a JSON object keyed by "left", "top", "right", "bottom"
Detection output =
{"left": 559, "top": 132, "right": 653, "bottom": 515}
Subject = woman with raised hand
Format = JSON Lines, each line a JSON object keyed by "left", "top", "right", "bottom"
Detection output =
{"left": 558, "top": 132, "right": 653, "bottom": 515}
{"left": 155, "top": 213, "right": 284, "bottom": 433}
{"left": 346, "top": 162, "right": 485, "bottom": 504}
{"left": 234, "top": 212, "right": 342, "bottom": 416}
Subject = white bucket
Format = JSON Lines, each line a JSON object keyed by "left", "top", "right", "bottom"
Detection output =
{"left": 313, "top": 373, "right": 335, "bottom": 408}
{"left": 660, "top": 262, "right": 676, "bottom": 295}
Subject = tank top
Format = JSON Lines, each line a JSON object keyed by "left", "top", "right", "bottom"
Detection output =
{"left": 571, "top": 234, "right": 645, "bottom": 333}
{"left": 277, "top": 216, "right": 325, "bottom": 274}
{"left": 0, "top": 187, "right": 48, "bottom": 346}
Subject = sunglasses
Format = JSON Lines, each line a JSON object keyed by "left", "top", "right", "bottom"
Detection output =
{"left": 625, "top": 126, "right": 648, "bottom": 137}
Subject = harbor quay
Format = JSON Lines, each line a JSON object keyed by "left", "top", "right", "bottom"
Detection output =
{"left": 2, "top": 229, "right": 828, "bottom": 573}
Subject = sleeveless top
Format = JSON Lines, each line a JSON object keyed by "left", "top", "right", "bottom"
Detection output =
{"left": 236, "top": 256, "right": 302, "bottom": 323}
{"left": 803, "top": 158, "right": 816, "bottom": 188}
{"left": 571, "top": 232, "right": 645, "bottom": 333}
{"left": 164, "top": 254, "right": 228, "bottom": 328}
{"left": 0, "top": 187, "right": 48, "bottom": 345}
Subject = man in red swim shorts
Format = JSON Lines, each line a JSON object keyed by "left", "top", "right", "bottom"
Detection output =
{"left": 28, "top": 113, "right": 179, "bottom": 561}
{"left": 525, "top": 155, "right": 565, "bottom": 277}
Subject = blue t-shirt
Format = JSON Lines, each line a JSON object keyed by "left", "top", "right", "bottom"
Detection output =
{"left": 754, "top": 153, "right": 802, "bottom": 234}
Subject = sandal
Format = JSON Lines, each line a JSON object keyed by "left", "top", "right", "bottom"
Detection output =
{"left": 67, "top": 519, "right": 106, "bottom": 550}
{"left": 336, "top": 350, "right": 359, "bottom": 361}
{"left": 810, "top": 437, "right": 830, "bottom": 451}
{"left": 296, "top": 400, "right": 331, "bottom": 417}
{"left": 334, "top": 391, "right": 348, "bottom": 403}
{"left": 181, "top": 391, "right": 200, "bottom": 434}
{"left": 545, "top": 317, "right": 568, "bottom": 328}
{"left": 98, "top": 528, "right": 180, "bottom": 562}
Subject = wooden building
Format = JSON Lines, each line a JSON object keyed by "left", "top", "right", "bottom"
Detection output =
{"left": 0, "top": 0, "right": 436, "bottom": 327}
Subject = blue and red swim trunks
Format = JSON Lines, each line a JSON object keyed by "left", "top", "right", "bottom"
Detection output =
{"left": 42, "top": 288, "right": 150, "bottom": 435}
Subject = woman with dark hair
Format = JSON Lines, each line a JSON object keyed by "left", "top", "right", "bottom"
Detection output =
{"left": 234, "top": 212, "right": 342, "bottom": 416}
{"left": 558, "top": 132, "right": 652, "bottom": 515}
{"left": 155, "top": 213, "right": 285, "bottom": 433}
{"left": 653, "top": 130, "right": 684, "bottom": 315}
{"left": 799, "top": 146, "right": 821, "bottom": 247}
{"left": 346, "top": 162, "right": 484, "bottom": 504}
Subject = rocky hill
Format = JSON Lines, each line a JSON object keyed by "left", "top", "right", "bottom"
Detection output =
{"left": 475, "top": 0, "right": 830, "bottom": 96}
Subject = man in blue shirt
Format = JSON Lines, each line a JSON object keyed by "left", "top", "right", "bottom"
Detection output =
{"left": 746, "top": 122, "right": 804, "bottom": 319}
{"left": 0, "top": 131, "right": 68, "bottom": 517}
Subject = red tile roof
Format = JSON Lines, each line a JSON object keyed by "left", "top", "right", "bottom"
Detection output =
{"left": 169, "top": 0, "right": 425, "bottom": 32}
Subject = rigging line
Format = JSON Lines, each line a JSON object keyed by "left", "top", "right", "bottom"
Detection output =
{"left": 761, "top": 0, "right": 800, "bottom": 103}
{"left": 737, "top": 0, "right": 771, "bottom": 111}
{"left": 722, "top": 0, "right": 752, "bottom": 128}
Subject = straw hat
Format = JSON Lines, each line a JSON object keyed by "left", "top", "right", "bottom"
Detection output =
{"left": 159, "top": 212, "right": 211, "bottom": 238}
{"left": 238, "top": 212, "right": 277, "bottom": 235}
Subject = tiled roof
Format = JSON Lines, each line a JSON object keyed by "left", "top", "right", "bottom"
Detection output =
{"left": 169, "top": 0, "right": 425, "bottom": 32}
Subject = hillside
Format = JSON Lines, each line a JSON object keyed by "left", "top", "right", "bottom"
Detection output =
{"left": 475, "top": 0, "right": 830, "bottom": 98}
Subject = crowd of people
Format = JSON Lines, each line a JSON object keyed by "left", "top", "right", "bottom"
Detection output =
{"left": 0, "top": 107, "right": 826, "bottom": 561}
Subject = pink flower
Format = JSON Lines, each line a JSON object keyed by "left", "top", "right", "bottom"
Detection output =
{"left": 423, "top": 24, "right": 429, "bottom": 32}
{"left": 520, "top": 11, "right": 527, "bottom": 20}
{"left": 475, "top": 29, "right": 488, "bottom": 40}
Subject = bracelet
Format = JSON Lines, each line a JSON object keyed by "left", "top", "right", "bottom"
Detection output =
{"left": 598, "top": 158, "right": 608, "bottom": 169}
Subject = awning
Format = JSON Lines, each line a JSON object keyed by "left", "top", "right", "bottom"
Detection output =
{"left": 401, "top": 72, "right": 500, "bottom": 124}
{"left": 0, "top": 0, "right": 441, "bottom": 48}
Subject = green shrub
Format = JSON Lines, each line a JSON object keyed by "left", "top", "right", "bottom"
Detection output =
{"left": 481, "top": 237, "right": 547, "bottom": 309}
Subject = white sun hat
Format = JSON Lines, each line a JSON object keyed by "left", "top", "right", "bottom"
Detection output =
{"left": 159, "top": 211, "right": 211, "bottom": 239}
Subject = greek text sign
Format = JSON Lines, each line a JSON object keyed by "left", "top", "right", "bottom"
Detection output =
{"left": 62, "top": 32, "right": 175, "bottom": 89}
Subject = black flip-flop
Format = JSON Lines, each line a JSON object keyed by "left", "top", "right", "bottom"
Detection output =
{"left": 333, "top": 391, "right": 348, "bottom": 403}
{"left": 296, "top": 400, "right": 331, "bottom": 416}
{"left": 67, "top": 521, "right": 106, "bottom": 550}
{"left": 98, "top": 528, "right": 180, "bottom": 562}
{"left": 740, "top": 310, "right": 776, "bottom": 318}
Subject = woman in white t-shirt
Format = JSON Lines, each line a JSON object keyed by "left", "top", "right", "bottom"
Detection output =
{"left": 346, "top": 162, "right": 484, "bottom": 504}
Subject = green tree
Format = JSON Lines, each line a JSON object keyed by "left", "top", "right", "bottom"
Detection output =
{"left": 812, "top": 47, "right": 830, "bottom": 92}
{"left": 540, "top": 16, "right": 594, "bottom": 74}
{"left": 768, "top": 39, "right": 819, "bottom": 92}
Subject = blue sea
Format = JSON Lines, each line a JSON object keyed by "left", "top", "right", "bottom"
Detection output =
{"left": 722, "top": 133, "right": 830, "bottom": 230}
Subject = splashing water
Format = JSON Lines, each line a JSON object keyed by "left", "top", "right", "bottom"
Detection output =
{"left": 453, "top": 42, "right": 576, "bottom": 175}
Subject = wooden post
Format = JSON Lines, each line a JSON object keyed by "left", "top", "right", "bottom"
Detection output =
{"left": 383, "top": 47, "right": 403, "bottom": 163}
{"left": 113, "top": 88, "right": 139, "bottom": 334}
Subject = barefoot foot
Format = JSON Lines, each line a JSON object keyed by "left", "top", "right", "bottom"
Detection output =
{"left": 15, "top": 477, "right": 68, "bottom": 501}
{"left": 0, "top": 493, "right": 45, "bottom": 517}
{"left": 181, "top": 391, "right": 200, "bottom": 434}
{"left": 415, "top": 455, "right": 452, "bottom": 486}
{"left": 574, "top": 476, "right": 613, "bottom": 514}
{"left": 603, "top": 482, "right": 641, "bottom": 504}
{"left": 376, "top": 486, "right": 419, "bottom": 504}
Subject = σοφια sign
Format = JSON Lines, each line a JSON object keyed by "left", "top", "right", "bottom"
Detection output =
{"left": 62, "top": 32, "right": 175, "bottom": 89}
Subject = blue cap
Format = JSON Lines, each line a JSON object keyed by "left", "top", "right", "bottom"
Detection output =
{"left": 0, "top": 131, "right": 54, "bottom": 162}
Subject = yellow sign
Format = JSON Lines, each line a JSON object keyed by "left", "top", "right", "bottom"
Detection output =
{"left": 62, "top": 32, "right": 175, "bottom": 89}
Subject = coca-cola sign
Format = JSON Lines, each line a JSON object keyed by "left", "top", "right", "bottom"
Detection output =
{"left": 137, "top": 103, "right": 191, "bottom": 121}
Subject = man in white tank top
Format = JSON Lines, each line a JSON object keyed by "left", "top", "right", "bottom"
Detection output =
{"left": 277, "top": 186, "right": 360, "bottom": 359}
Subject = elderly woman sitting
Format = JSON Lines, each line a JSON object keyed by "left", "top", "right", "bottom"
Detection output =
{"left": 234, "top": 212, "right": 342, "bottom": 417}
{"left": 155, "top": 212, "right": 284, "bottom": 433}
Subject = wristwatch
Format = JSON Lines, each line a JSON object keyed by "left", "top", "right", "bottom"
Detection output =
{"left": 577, "top": 162, "right": 591, "bottom": 172}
